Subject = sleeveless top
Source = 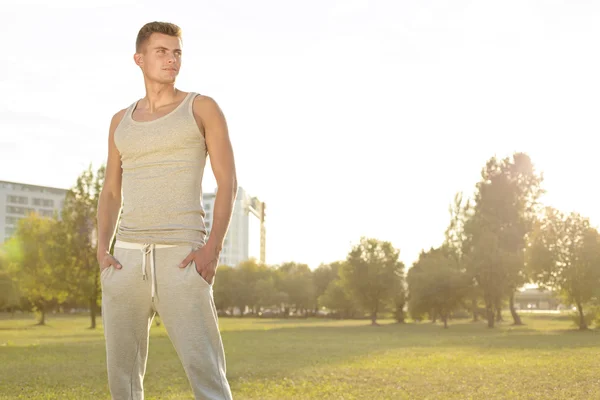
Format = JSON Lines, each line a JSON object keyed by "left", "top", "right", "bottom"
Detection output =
{"left": 114, "top": 91, "right": 208, "bottom": 246}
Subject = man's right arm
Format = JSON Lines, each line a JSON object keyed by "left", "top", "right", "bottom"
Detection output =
{"left": 96, "top": 109, "right": 126, "bottom": 264}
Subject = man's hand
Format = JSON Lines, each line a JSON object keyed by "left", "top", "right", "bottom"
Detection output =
{"left": 97, "top": 250, "right": 122, "bottom": 272}
{"left": 178, "top": 243, "right": 220, "bottom": 285}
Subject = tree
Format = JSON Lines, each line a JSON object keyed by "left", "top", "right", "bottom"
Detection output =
{"left": 276, "top": 262, "right": 315, "bottom": 317}
{"left": 61, "top": 164, "right": 105, "bottom": 328}
{"left": 0, "top": 246, "right": 19, "bottom": 313}
{"left": 213, "top": 265, "right": 237, "bottom": 313}
{"left": 527, "top": 208, "right": 600, "bottom": 330}
{"left": 463, "top": 153, "right": 543, "bottom": 328}
{"left": 312, "top": 261, "right": 343, "bottom": 313}
{"left": 4, "top": 214, "right": 70, "bottom": 325}
{"left": 253, "top": 272, "right": 287, "bottom": 313}
{"left": 392, "top": 281, "right": 407, "bottom": 323}
{"left": 318, "top": 279, "right": 358, "bottom": 319}
{"left": 231, "top": 259, "right": 266, "bottom": 317}
{"left": 0, "top": 271, "right": 19, "bottom": 312}
{"left": 407, "top": 246, "right": 469, "bottom": 328}
{"left": 341, "top": 237, "right": 404, "bottom": 326}
{"left": 444, "top": 192, "right": 479, "bottom": 322}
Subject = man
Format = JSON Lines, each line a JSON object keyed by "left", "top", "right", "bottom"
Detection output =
{"left": 96, "top": 21, "right": 236, "bottom": 400}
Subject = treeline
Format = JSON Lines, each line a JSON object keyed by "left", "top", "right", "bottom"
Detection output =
{"left": 2, "top": 152, "right": 600, "bottom": 331}
{"left": 0, "top": 165, "right": 406, "bottom": 327}
{"left": 407, "top": 153, "right": 600, "bottom": 330}
{"left": 210, "top": 238, "right": 404, "bottom": 325}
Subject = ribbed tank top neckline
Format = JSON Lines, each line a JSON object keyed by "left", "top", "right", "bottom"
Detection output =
{"left": 127, "top": 91, "right": 195, "bottom": 126}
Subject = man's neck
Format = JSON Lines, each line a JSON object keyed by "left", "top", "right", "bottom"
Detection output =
{"left": 141, "top": 83, "right": 180, "bottom": 113}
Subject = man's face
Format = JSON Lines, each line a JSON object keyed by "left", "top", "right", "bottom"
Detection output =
{"left": 135, "top": 33, "right": 182, "bottom": 84}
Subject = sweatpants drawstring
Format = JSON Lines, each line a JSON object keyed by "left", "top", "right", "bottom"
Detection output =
{"left": 141, "top": 243, "right": 156, "bottom": 301}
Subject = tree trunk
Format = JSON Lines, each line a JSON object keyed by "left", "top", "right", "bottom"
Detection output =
{"left": 442, "top": 314, "right": 448, "bottom": 329}
{"left": 576, "top": 301, "right": 587, "bottom": 330}
{"left": 509, "top": 291, "right": 523, "bottom": 325}
{"left": 36, "top": 302, "right": 46, "bottom": 326}
{"left": 89, "top": 296, "right": 97, "bottom": 329}
{"left": 485, "top": 300, "right": 495, "bottom": 328}
{"left": 395, "top": 304, "right": 405, "bottom": 323}
{"left": 471, "top": 298, "right": 479, "bottom": 322}
{"left": 431, "top": 309, "right": 437, "bottom": 323}
{"left": 371, "top": 303, "right": 379, "bottom": 326}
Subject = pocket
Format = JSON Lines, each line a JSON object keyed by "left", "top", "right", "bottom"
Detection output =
{"left": 100, "top": 266, "right": 110, "bottom": 279}
{"left": 100, "top": 266, "right": 112, "bottom": 290}
{"left": 191, "top": 260, "right": 213, "bottom": 289}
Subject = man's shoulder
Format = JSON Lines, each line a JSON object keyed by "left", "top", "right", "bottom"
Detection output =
{"left": 191, "top": 93, "right": 222, "bottom": 118}
{"left": 192, "top": 93, "right": 217, "bottom": 107}
{"left": 111, "top": 106, "right": 130, "bottom": 123}
{"left": 108, "top": 107, "right": 129, "bottom": 132}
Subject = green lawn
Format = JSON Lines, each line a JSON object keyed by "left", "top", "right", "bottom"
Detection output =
{"left": 0, "top": 312, "right": 599, "bottom": 399}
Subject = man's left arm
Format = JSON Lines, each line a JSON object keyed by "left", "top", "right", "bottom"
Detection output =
{"left": 179, "top": 95, "right": 238, "bottom": 284}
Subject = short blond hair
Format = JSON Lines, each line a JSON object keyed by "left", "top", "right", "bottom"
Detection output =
{"left": 136, "top": 21, "right": 182, "bottom": 52}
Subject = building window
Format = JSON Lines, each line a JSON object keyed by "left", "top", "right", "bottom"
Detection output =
{"left": 5, "top": 227, "right": 15, "bottom": 236}
{"left": 39, "top": 209, "right": 54, "bottom": 218}
{"left": 6, "top": 206, "right": 35, "bottom": 215}
{"left": 32, "top": 198, "right": 54, "bottom": 207}
{"left": 7, "top": 195, "right": 28, "bottom": 205}
{"left": 5, "top": 216, "right": 18, "bottom": 225}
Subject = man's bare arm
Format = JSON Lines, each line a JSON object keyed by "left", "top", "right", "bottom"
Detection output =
{"left": 194, "top": 95, "right": 237, "bottom": 256}
{"left": 96, "top": 109, "right": 126, "bottom": 264}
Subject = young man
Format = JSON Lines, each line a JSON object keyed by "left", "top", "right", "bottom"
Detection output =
{"left": 96, "top": 21, "right": 236, "bottom": 400}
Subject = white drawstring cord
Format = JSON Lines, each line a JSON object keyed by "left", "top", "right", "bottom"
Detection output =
{"left": 141, "top": 243, "right": 156, "bottom": 301}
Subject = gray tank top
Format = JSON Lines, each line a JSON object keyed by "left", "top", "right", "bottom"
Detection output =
{"left": 114, "top": 92, "right": 208, "bottom": 246}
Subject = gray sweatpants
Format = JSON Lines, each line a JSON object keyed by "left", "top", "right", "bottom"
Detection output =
{"left": 100, "top": 241, "right": 233, "bottom": 400}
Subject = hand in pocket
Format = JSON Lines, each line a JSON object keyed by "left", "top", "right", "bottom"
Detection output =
{"left": 98, "top": 251, "right": 122, "bottom": 273}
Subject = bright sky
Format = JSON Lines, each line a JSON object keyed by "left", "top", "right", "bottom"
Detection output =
{"left": 2, "top": 0, "right": 600, "bottom": 269}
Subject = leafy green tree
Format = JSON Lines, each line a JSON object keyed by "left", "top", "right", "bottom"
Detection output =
{"left": 276, "top": 262, "right": 315, "bottom": 316}
{"left": 230, "top": 259, "right": 265, "bottom": 317}
{"left": 0, "top": 246, "right": 19, "bottom": 312}
{"left": 254, "top": 275, "right": 288, "bottom": 312}
{"left": 407, "top": 246, "right": 469, "bottom": 328}
{"left": 61, "top": 164, "right": 105, "bottom": 328}
{"left": 213, "top": 265, "right": 237, "bottom": 313}
{"left": 341, "top": 237, "right": 404, "bottom": 326}
{"left": 318, "top": 279, "right": 358, "bottom": 319}
{"left": 443, "top": 192, "right": 479, "bottom": 322}
{"left": 463, "top": 153, "right": 543, "bottom": 328}
{"left": 527, "top": 208, "right": 600, "bottom": 330}
{"left": 312, "top": 261, "right": 342, "bottom": 313}
{"left": 5, "top": 214, "right": 69, "bottom": 325}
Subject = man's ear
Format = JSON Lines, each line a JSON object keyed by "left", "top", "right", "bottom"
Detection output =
{"left": 133, "top": 53, "right": 143, "bottom": 69}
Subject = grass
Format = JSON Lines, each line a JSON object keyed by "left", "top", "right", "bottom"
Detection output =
{"left": 0, "top": 312, "right": 599, "bottom": 399}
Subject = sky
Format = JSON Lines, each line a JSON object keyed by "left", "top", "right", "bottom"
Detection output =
{"left": 1, "top": 0, "right": 600, "bottom": 269}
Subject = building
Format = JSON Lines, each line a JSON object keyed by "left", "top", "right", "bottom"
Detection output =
{"left": 203, "top": 186, "right": 266, "bottom": 267}
{"left": 513, "top": 288, "right": 561, "bottom": 310}
{"left": 0, "top": 180, "right": 68, "bottom": 243}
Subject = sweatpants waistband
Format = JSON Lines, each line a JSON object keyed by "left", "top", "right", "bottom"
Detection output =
{"left": 114, "top": 240, "right": 180, "bottom": 250}
{"left": 114, "top": 240, "right": 181, "bottom": 301}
